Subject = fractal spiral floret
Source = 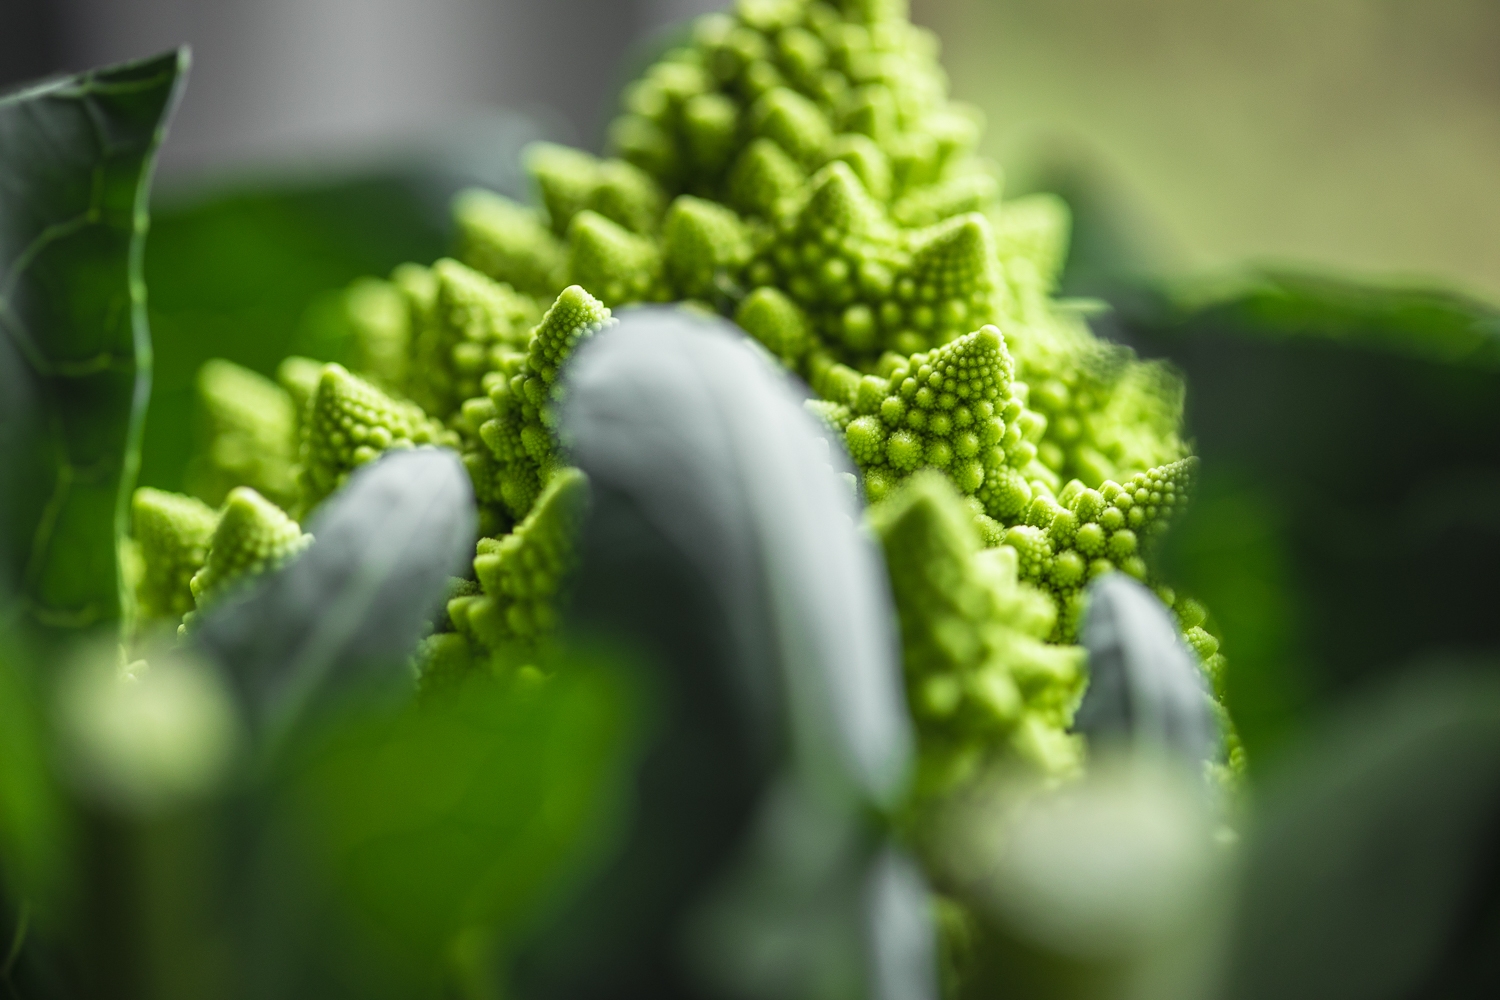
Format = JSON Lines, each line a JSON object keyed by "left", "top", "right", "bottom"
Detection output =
{"left": 130, "top": 0, "right": 1233, "bottom": 814}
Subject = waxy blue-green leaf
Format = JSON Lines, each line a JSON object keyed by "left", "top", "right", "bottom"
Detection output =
{"left": 0, "top": 50, "right": 188, "bottom": 635}
{"left": 193, "top": 448, "right": 477, "bottom": 742}
{"left": 1076, "top": 573, "right": 1218, "bottom": 771}
{"left": 518, "top": 307, "right": 932, "bottom": 1000}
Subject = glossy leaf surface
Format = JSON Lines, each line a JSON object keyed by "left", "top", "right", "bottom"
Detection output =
{"left": 0, "top": 51, "right": 187, "bottom": 634}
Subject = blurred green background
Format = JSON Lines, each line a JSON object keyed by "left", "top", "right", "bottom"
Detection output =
{"left": 917, "top": 0, "right": 1500, "bottom": 301}
{"left": 11, "top": 0, "right": 1494, "bottom": 492}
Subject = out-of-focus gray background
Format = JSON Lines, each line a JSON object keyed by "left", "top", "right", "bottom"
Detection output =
{"left": 4, "top": 0, "right": 1497, "bottom": 295}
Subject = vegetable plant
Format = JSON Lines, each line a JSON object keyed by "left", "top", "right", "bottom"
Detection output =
{"left": 5, "top": 1, "right": 1500, "bottom": 998}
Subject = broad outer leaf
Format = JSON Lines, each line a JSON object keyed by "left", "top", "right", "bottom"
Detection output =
{"left": 1222, "top": 665, "right": 1500, "bottom": 999}
{"left": 1129, "top": 271, "right": 1500, "bottom": 756}
{"left": 254, "top": 659, "right": 640, "bottom": 1000}
{"left": 193, "top": 447, "right": 476, "bottom": 740}
{"left": 0, "top": 51, "right": 188, "bottom": 633}
{"left": 1075, "top": 573, "right": 1218, "bottom": 771}
{"left": 514, "top": 308, "right": 929, "bottom": 1000}
{"left": 565, "top": 308, "right": 912, "bottom": 808}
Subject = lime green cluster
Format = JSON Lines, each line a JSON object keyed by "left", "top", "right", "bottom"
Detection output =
{"left": 134, "top": 1, "right": 1226, "bottom": 777}
{"left": 187, "top": 359, "right": 300, "bottom": 509}
{"left": 299, "top": 363, "right": 458, "bottom": 508}
{"left": 404, "top": 258, "right": 541, "bottom": 418}
{"left": 134, "top": 270, "right": 610, "bottom": 668}
{"left": 1002, "top": 458, "right": 1197, "bottom": 641}
{"left": 1006, "top": 307, "right": 1189, "bottom": 488}
{"left": 461, "top": 286, "right": 616, "bottom": 522}
{"left": 867, "top": 472, "right": 1085, "bottom": 796}
{"left": 131, "top": 488, "right": 219, "bottom": 621}
{"left": 807, "top": 325, "right": 1058, "bottom": 528}
{"left": 178, "top": 486, "right": 311, "bottom": 632}
{"left": 448, "top": 467, "right": 591, "bottom": 649}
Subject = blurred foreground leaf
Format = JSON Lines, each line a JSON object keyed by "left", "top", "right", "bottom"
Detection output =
{"left": 527, "top": 309, "right": 930, "bottom": 1000}
{"left": 0, "top": 50, "right": 187, "bottom": 635}
{"left": 1130, "top": 272, "right": 1500, "bottom": 755}
{"left": 193, "top": 448, "right": 476, "bottom": 743}
{"left": 933, "top": 756, "right": 1226, "bottom": 1000}
{"left": 258, "top": 658, "right": 642, "bottom": 999}
{"left": 1223, "top": 665, "right": 1500, "bottom": 999}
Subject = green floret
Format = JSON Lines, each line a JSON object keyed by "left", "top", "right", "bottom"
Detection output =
{"left": 566, "top": 210, "right": 669, "bottom": 307}
{"left": 340, "top": 276, "right": 414, "bottom": 392}
{"left": 744, "top": 163, "right": 1002, "bottom": 361}
{"left": 473, "top": 286, "right": 617, "bottom": 520}
{"left": 727, "top": 138, "right": 807, "bottom": 217}
{"left": 449, "top": 467, "right": 590, "bottom": 649}
{"left": 1000, "top": 457, "right": 1198, "bottom": 641}
{"left": 608, "top": 0, "right": 983, "bottom": 211}
{"left": 835, "top": 325, "right": 1043, "bottom": 509}
{"left": 184, "top": 487, "right": 311, "bottom": 626}
{"left": 867, "top": 470, "right": 1085, "bottom": 795}
{"left": 893, "top": 172, "right": 1001, "bottom": 228}
{"left": 454, "top": 188, "right": 568, "bottom": 299}
{"left": 189, "top": 359, "right": 300, "bottom": 510}
{"left": 1009, "top": 311, "right": 1189, "bottom": 488}
{"left": 526, "top": 142, "right": 666, "bottom": 236}
{"left": 299, "top": 363, "right": 457, "bottom": 508}
{"left": 276, "top": 355, "right": 324, "bottom": 429}
{"left": 131, "top": 488, "right": 219, "bottom": 621}
{"left": 662, "top": 195, "right": 754, "bottom": 301}
{"left": 406, "top": 258, "right": 539, "bottom": 420}
{"left": 990, "top": 192, "right": 1071, "bottom": 297}
{"left": 736, "top": 285, "right": 815, "bottom": 368}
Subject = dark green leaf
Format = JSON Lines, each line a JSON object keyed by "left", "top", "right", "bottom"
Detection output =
{"left": 1126, "top": 272, "right": 1500, "bottom": 755}
{"left": 194, "top": 448, "right": 477, "bottom": 743}
{"left": 0, "top": 634, "right": 67, "bottom": 923}
{"left": 1223, "top": 664, "right": 1500, "bottom": 999}
{"left": 253, "top": 657, "right": 642, "bottom": 999}
{"left": 0, "top": 50, "right": 187, "bottom": 635}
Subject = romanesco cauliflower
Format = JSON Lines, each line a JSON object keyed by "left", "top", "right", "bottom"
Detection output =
{"left": 134, "top": 0, "right": 1229, "bottom": 799}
